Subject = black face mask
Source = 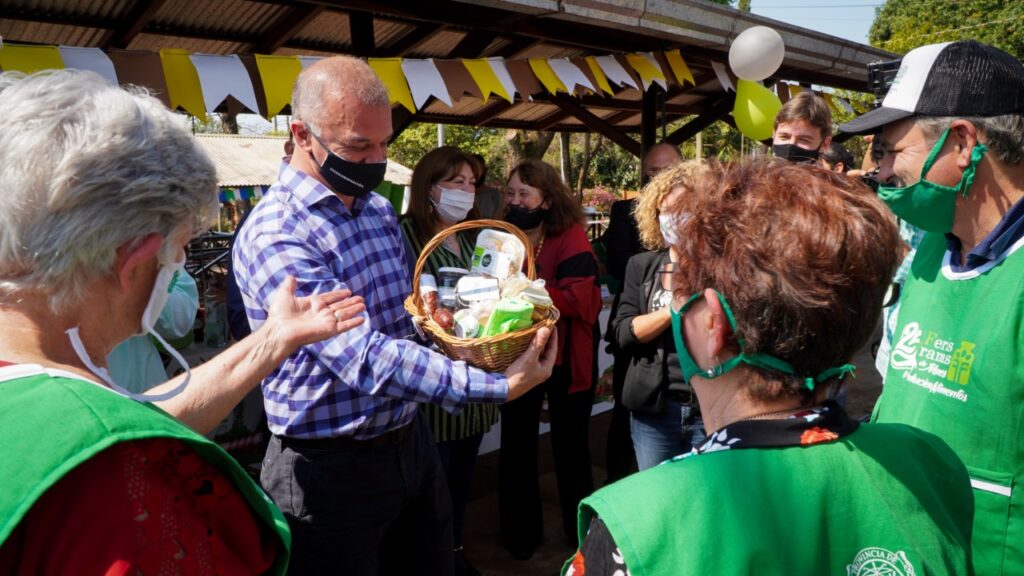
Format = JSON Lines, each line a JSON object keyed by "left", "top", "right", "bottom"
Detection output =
{"left": 505, "top": 204, "right": 548, "bottom": 231}
{"left": 772, "top": 143, "right": 821, "bottom": 164}
{"left": 309, "top": 130, "right": 386, "bottom": 199}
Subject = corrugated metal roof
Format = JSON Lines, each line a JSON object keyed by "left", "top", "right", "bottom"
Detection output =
{"left": 193, "top": 134, "right": 412, "bottom": 187}
{"left": 0, "top": 0, "right": 895, "bottom": 138}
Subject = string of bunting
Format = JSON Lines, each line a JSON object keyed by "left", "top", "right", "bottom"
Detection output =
{"left": 0, "top": 42, "right": 710, "bottom": 118}
{"left": 0, "top": 41, "right": 858, "bottom": 124}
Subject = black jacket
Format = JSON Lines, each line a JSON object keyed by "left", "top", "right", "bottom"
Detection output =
{"left": 609, "top": 250, "right": 689, "bottom": 413}
{"left": 601, "top": 199, "right": 644, "bottom": 286}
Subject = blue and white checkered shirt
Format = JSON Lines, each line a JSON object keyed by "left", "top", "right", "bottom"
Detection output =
{"left": 232, "top": 162, "right": 508, "bottom": 439}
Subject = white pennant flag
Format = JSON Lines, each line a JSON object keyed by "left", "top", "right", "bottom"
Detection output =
{"left": 298, "top": 56, "right": 323, "bottom": 70}
{"left": 487, "top": 58, "right": 519, "bottom": 103}
{"left": 400, "top": 59, "right": 452, "bottom": 109}
{"left": 836, "top": 97, "right": 855, "bottom": 115}
{"left": 58, "top": 46, "right": 118, "bottom": 86}
{"left": 189, "top": 54, "right": 260, "bottom": 113}
{"left": 594, "top": 55, "right": 638, "bottom": 90}
{"left": 710, "top": 61, "right": 735, "bottom": 92}
{"left": 547, "top": 58, "right": 594, "bottom": 95}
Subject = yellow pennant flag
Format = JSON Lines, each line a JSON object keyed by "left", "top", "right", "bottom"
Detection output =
{"left": 624, "top": 53, "right": 666, "bottom": 90}
{"left": 822, "top": 93, "right": 843, "bottom": 117}
{"left": 159, "top": 49, "right": 207, "bottom": 119}
{"left": 664, "top": 50, "right": 696, "bottom": 87}
{"left": 788, "top": 84, "right": 803, "bottom": 99}
{"left": 254, "top": 54, "right": 302, "bottom": 119}
{"left": 368, "top": 58, "right": 415, "bottom": 112}
{"left": 463, "top": 59, "right": 512, "bottom": 103}
{"left": 584, "top": 56, "right": 615, "bottom": 96}
{"left": 529, "top": 59, "right": 568, "bottom": 95}
{"left": 0, "top": 43, "right": 63, "bottom": 74}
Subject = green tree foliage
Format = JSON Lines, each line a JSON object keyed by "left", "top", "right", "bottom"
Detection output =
{"left": 870, "top": 0, "right": 1024, "bottom": 58}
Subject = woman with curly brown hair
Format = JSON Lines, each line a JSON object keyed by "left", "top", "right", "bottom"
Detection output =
{"left": 564, "top": 159, "right": 973, "bottom": 576}
{"left": 499, "top": 159, "right": 602, "bottom": 560}
{"left": 608, "top": 160, "right": 708, "bottom": 470}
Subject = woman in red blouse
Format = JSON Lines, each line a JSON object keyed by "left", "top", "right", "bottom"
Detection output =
{"left": 498, "top": 159, "right": 603, "bottom": 560}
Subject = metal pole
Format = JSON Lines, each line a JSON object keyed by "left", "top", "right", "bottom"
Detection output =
{"left": 437, "top": 124, "right": 445, "bottom": 147}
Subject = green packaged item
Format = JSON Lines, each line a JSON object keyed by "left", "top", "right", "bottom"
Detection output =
{"left": 482, "top": 298, "right": 534, "bottom": 337}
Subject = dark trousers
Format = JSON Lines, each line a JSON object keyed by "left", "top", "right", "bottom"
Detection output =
{"left": 604, "top": 347, "right": 636, "bottom": 483}
{"left": 436, "top": 432, "right": 484, "bottom": 546}
{"left": 498, "top": 362, "right": 595, "bottom": 551}
{"left": 261, "top": 413, "right": 454, "bottom": 576}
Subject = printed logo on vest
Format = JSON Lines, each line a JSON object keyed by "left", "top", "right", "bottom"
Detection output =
{"left": 890, "top": 322, "right": 971, "bottom": 403}
{"left": 846, "top": 547, "right": 917, "bottom": 576}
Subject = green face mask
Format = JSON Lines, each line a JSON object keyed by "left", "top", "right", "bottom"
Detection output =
{"left": 877, "top": 127, "right": 987, "bottom": 233}
{"left": 669, "top": 290, "right": 855, "bottom": 391}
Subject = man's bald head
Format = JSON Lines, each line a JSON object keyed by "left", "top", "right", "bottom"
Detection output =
{"left": 643, "top": 142, "right": 682, "bottom": 179}
{"left": 292, "top": 56, "right": 389, "bottom": 132}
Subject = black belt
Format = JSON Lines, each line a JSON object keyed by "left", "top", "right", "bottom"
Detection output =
{"left": 277, "top": 422, "right": 412, "bottom": 452}
{"left": 669, "top": 389, "right": 696, "bottom": 405}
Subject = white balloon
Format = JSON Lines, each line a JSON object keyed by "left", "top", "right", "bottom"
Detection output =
{"left": 729, "top": 26, "right": 786, "bottom": 82}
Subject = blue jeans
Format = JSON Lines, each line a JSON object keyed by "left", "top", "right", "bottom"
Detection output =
{"left": 630, "top": 397, "right": 706, "bottom": 470}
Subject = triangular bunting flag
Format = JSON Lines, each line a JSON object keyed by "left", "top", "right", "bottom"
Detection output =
{"left": 159, "top": 49, "right": 208, "bottom": 119}
{"left": 0, "top": 43, "right": 63, "bottom": 74}
{"left": 547, "top": 58, "right": 594, "bottom": 96}
{"left": 584, "top": 56, "right": 615, "bottom": 95}
{"left": 401, "top": 59, "right": 453, "bottom": 108}
{"left": 254, "top": 54, "right": 302, "bottom": 118}
{"left": 594, "top": 55, "right": 637, "bottom": 90}
{"left": 189, "top": 54, "right": 260, "bottom": 114}
{"left": 464, "top": 58, "right": 513, "bottom": 103}
{"left": 710, "top": 61, "right": 734, "bottom": 92}
{"left": 368, "top": 58, "right": 416, "bottom": 112}
{"left": 625, "top": 53, "right": 667, "bottom": 91}
{"left": 487, "top": 58, "right": 519, "bottom": 103}
{"left": 529, "top": 59, "right": 568, "bottom": 95}
{"left": 664, "top": 50, "right": 695, "bottom": 87}
{"left": 58, "top": 46, "right": 117, "bottom": 85}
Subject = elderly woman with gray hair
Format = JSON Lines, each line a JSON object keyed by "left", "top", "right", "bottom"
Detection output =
{"left": 0, "top": 70, "right": 366, "bottom": 574}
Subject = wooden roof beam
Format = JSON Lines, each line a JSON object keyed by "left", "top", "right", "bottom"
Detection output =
{"left": 551, "top": 94, "right": 641, "bottom": 157}
{"left": 255, "top": 4, "right": 325, "bottom": 54}
{"left": 349, "top": 11, "right": 375, "bottom": 56}
{"left": 102, "top": 0, "right": 170, "bottom": 49}
{"left": 447, "top": 30, "right": 496, "bottom": 59}
{"left": 380, "top": 23, "right": 446, "bottom": 57}
{"left": 665, "top": 93, "right": 737, "bottom": 146}
{"left": 469, "top": 100, "right": 515, "bottom": 126}
{"left": 530, "top": 93, "right": 702, "bottom": 116}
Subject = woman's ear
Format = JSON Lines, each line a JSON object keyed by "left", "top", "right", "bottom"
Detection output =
{"left": 114, "top": 234, "right": 162, "bottom": 292}
{"left": 702, "top": 288, "right": 730, "bottom": 360}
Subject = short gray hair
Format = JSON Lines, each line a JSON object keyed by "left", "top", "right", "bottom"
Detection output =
{"left": 916, "top": 114, "right": 1024, "bottom": 165}
{"left": 291, "top": 56, "right": 390, "bottom": 133}
{"left": 0, "top": 70, "right": 218, "bottom": 310}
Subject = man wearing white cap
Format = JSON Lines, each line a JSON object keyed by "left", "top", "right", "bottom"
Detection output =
{"left": 841, "top": 40, "right": 1024, "bottom": 575}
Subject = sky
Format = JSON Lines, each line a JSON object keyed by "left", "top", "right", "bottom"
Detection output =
{"left": 749, "top": 0, "right": 883, "bottom": 44}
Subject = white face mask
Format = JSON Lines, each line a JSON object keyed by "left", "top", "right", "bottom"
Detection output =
{"left": 66, "top": 240, "right": 192, "bottom": 402}
{"left": 432, "top": 185, "right": 475, "bottom": 222}
{"left": 659, "top": 212, "right": 689, "bottom": 247}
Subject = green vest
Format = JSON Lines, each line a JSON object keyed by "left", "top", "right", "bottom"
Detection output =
{"left": 573, "top": 424, "right": 973, "bottom": 576}
{"left": 876, "top": 232, "right": 1024, "bottom": 575}
{"left": 0, "top": 366, "right": 291, "bottom": 573}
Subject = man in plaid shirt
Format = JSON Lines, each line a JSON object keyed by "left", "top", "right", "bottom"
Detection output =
{"left": 233, "top": 56, "right": 556, "bottom": 575}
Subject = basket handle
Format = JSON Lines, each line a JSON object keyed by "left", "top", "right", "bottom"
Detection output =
{"left": 410, "top": 218, "right": 536, "bottom": 317}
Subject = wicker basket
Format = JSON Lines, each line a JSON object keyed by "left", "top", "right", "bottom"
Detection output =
{"left": 403, "top": 219, "right": 560, "bottom": 372}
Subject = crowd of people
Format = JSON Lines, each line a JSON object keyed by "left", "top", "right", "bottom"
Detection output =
{"left": 0, "top": 38, "right": 1021, "bottom": 576}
